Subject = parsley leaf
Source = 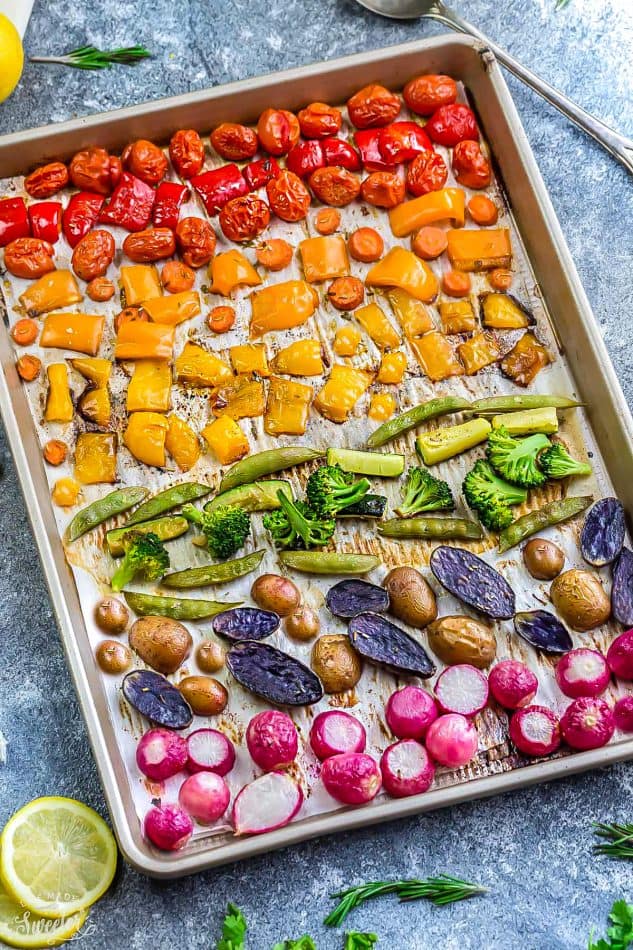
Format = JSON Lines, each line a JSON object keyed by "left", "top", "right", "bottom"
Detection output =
{"left": 588, "top": 900, "right": 633, "bottom": 950}
{"left": 345, "top": 934, "right": 378, "bottom": 950}
{"left": 217, "top": 903, "right": 248, "bottom": 950}
{"left": 271, "top": 938, "right": 317, "bottom": 950}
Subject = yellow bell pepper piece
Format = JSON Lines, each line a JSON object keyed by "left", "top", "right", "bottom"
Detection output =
{"left": 264, "top": 376, "right": 313, "bottom": 436}
{"left": 250, "top": 280, "right": 319, "bottom": 338}
{"left": 44, "top": 363, "right": 74, "bottom": 423}
{"left": 69, "top": 357, "right": 112, "bottom": 389}
{"left": 354, "top": 302, "right": 401, "bottom": 351}
{"left": 115, "top": 322, "right": 175, "bottom": 361}
{"left": 377, "top": 351, "right": 407, "bottom": 384}
{"left": 40, "top": 312, "right": 105, "bottom": 356}
{"left": 439, "top": 299, "right": 477, "bottom": 335}
{"left": 52, "top": 477, "right": 81, "bottom": 507}
{"left": 142, "top": 290, "right": 201, "bottom": 326}
{"left": 368, "top": 392, "right": 396, "bottom": 421}
{"left": 210, "top": 249, "right": 262, "bottom": 297}
{"left": 175, "top": 342, "right": 232, "bottom": 387}
{"left": 202, "top": 415, "right": 250, "bottom": 465}
{"left": 78, "top": 386, "right": 111, "bottom": 428}
{"left": 299, "top": 235, "right": 349, "bottom": 283}
{"left": 270, "top": 340, "right": 324, "bottom": 376}
{"left": 446, "top": 228, "right": 512, "bottom": 272}
{"left": 457, "top": 332, "right": 501, "bottom": 375}
{"left": 123, "top": 412, "right": 168, "bottom": 467}
{"left": 120, "top": 265, "right": 162, "bottom": 306}
{"left": 365, "top": 247, "right": 438, "bottom": 303}
{"left": 333, "top": 325, "right": 362, "bottom": 357}
{"left": 74, "top": 432, "right": 117, "bottom": 484}
{"left": 127, "top": 360, "right": 172, "bottom": 413}
{"left": 229, "top": 344, "right": 270, "bottom": 377}
{"left": 409, "top": 331, "right": 464, "bottom": 382}
{"left": 210, "top": 375, "right": 266, "bottom": 419}
{"left": 389, "top": 187, "right": 465, "bottom": 237}
{"left": 165, "top": 414, "right": 201, "bottom": 471}
{"left": 386, "top": 288, "right": 434, "bottom": 338}
{"left": 314, "top": 364, "right": 373, "bottom": 424}
{"left": 19, "top": 270, "right": 82, "bottom": 317}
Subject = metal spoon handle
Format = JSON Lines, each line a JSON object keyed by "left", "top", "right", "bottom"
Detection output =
{"left": 429, "top": 4, "right": 633, "bottom": 174}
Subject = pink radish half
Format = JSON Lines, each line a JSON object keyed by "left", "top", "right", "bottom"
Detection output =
{"left": 309, "top": 710, "right": 366, "bottom": 760}
{"left": 187, "top": 728, "right": 236, "bottom": 776}
{"left": 246, "top": 710, "right": 298, "bottom": 771}
{"left": 136, "top": 728, "right": 188, "bottom": 781}
{"left": 488, "top": 659, "right": 538, "bottom": 710}
{"left": 555, "top": 648, "right": 610, "bottom": 698}
{"left": 425, "top": 713, "right": 478, "bottom": 768}
{"left": 434, "top": 664, "right": 489, "bottom": 716}
{"left": 232, "top": 772, "right": 303, "bottom": 835}
{"left": 560, "top": 696, "right": 615, "bottom": 751}
{"left": 614, "top": 696, "right": 633, "bottom": 732}
{"left": 380, "top": 740, "right": 435, "bottom": 798}
{"left": 509, "top": 705, "right": 560, "bottom": 757}
{"left": 321, "top": 752, "right": 382, "bottom": 805}
{"left": 144, "top": 804, "right": 193, "bottom": 851}
{"left": 385, "top": 685, "right": 438, "bottom": 740}
{"left": 607, "top": 629, "right": 633, "bottom": 680}
{"left": 179, "top": 772, "right": 230, "bottom": 825}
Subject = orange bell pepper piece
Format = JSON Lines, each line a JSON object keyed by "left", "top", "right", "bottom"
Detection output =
{"left": 165, "top": 414, "right": 201, "bottom": 471}
{"left": 386, "top": 288, "right": 434, "bottom": 338}
{"left": 202, "top": 415, "right": 250, "bottom": 465}
{"left": 74, "top": 432, "right": 117, "bottom": 484}
{"left": 377, "top": 351, "right": 407, "bottom": 384}
{"left": 229, "top": 344, "right": 270, "bottom": 377}
{"left": 210, "top": 249, "right": 262, "bottom": 297}
{"left": 333, "top": 325, "right": 362, "bottom": 357}
{"left": 40, "top": 312, "right": 105, "bottom": 355}
{"left": 446, "top": 228, "right": 512, "bottom": 272}
{"left": 368, "top": 392, "right": 396, "bottom": 421}
{"left": 19, "top": 270, "right": 82, "bottom": 317}
{"left": 120, "top": 265, "right": 162, "bottom": 305}
{"left": 69, "top": 357, "right": 112, "bottom": 388}
{"left": 299, "top": 235, "right": 349, "bottom": 283}
{"left": 314, "top": 364, "right": 373, "bottom": 423}
{"left": 409, "top": 331, "right": 464, "bottom": 381}
{"left": 115, "top": 322, "right": 175, "bottom": 361}
{"left": 123, "top": 412, "right": 168, "bottom": 467}
{"left": 264, "top": 376, "right": 314, "bottom": 436}
{"left": 354, "top": 302, "right": 401, "bottom": 350}
{"left": 175, "top": 342, "right": 233, "bottom": 387}
{"left": 270, "top": 340, "right": 324, "bottom": 376}
{"left": 126, "top": 360, "right": 172, "bottom": 412}
{"left": 250, "top": 280, "right": 319, "bottom": 338}
{"left": 44, "top": 364, "right": 74, "bottom": 423}
{"left": 142, "top": 290, "right": 201, "bottom": 326}
{"left": 389, "top": 187, "right": 465, "bottom": 237}
{"left": 51, "top": 477, "right": 81, "bottom": 507}
{"left": 365, "top": 247, "right": 439, "bottom": 303}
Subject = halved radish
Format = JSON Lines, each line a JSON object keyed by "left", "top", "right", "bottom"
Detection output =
{"left": 434, "top": 664, "right": 489, "bottom": 716}
{"left": 380, "top": 739, "right": 435, "bottom": 798}
{"left": 509, "top": 704, "right": 560, "bottom": 757}
{"left": 187, "top": 728, "right": 236, "bottom": 776}
{"left": 136, "top": 728, "right": 188, "bottom": 781}
{"left": 232, "top": 772, "right": 303, "bottom": 836}
{"left": 555, "top": 648, "right": 610, "bottom": 699}
{"left": 309, "top": 710, "right": 366, "bottom": 760}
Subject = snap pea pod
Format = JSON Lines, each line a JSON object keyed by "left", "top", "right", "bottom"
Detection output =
{"left": 366, "top": 396, "right": 471, "bottom": 449}
{"left": 498, "top": 495, "right": 593, "bottom": 553}
{"left": 278, "top": 551, "right": 380, "bottom": 574}
{"left": 162, "top": 549, "right": 265, "bottom": 588}
{"left": 106, "top": 516, "right": 189, "bottom": 557}
{"left": 205, "top": 479, "right": 293, "bottom": 513}
{"left": 378, "top": 517, "right": 484, "bottom": 541}
{"left": 219, "top": 446, "right": 324, "bottom": 492}
{"left": 124, "top": 482, "right": 211, "bottom": 526}
{"left": 66, "top": 487, "right": 149, "bottom": 542}
{"left": 124, "top": 590, "right": 241, "bottom": 620}
{"left": 469, "top": 394, "right": 583, "bottom": 416}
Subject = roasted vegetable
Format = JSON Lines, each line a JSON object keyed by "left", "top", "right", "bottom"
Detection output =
{"left": 326, "top": 579, "right": 389, "bottom": 619}
{"left": 500, "top": 332, "right": 550, "bottom": 387}
{"left": 251, "top": 574, "right": 301, "bottom": 616}
{"left": 182, "top": 503, "right": 250, "bottom": 559}
{"left": 314, "top": 364, "right": 373, "bottom": 424}
{"left": 206, "top": 481, "right": 293, "bottom": 514}
{"left": 311, "top": 634, "right": 363, "bottom": 693}
{"left": 209, "top": 374, "right": 265, "bottom": 420}
{"left": 124, "top": 590, "right": 239, "bottom": 620}
{"left": 326, "top": 447, "right": 404, "bottom": 477}
{"left": 446, "top": 227, "right": 512, "bottom": 272}
{"left": 226, "top": 640, "right": 324, "bottom": 705}
{"left": 463, "top": 460, "right": 527, "bottom": 531}
{"left": 122, "top": 670, "right": 193, "bottom": 729}
{"left": 382, "top": 566, "right": 437, "bottom": 628}
{"left": 202, "top": 415, "right": 250, "bottom": 465}
{"left": 430, "top": 546, "right": 515, "bottom": 619}
{"left": 550, "top": 569, "right": 611, "bottom": 632}
{"left": 163, "top": 549, "right": 265, "bottom": 588}
{"left": 278, "top": 551, "right": 380, "bottom": 574}
{"left": 264, "top": 376, "right": 313, "bottom": 436}
{"left": 498, "top": 496, "right": 592, "bottom": 553}
{"left": 263, "top": 490, "right": 335, "bottom": 550}
{"left": 220, "top": 446, "right": 324, "bottom": 492}
{"left": 513, "top": 610, "right": 573, "bottom": 654}
{"left": 128, "top": 616, "right": 192, "bottom": 674}
{"left": 212, "top": 607, "right": 280, "bottom": 641}
{"left": 270, "top": 340, "right": 323, "bottom": 376}
{"left": 581, "top": 497, "right": 626, "bottom": 566}
{"left": 409, "top": 331, "right": 464, "bottom": 382}
{"left": 470, "top": 394, "right": 582, "bottom": 415}
{"left": 378, "top": 517, "right": 483, "bottom": 541}
{"left": 348, "top": 612, "right": 435, "bottom": 678}
{"left": 395, "top": 466, "right": 454, "bottom": 517}
{"left": 416, "top": 417, "right": 491, "bottom": 466}
{"left": 486, "top": 426, "right": 550, "bottom": 488}
{"left": 427, "top": 616, "right": 496, "bottom": 669}
{"left": 165, "top": 414, "right": 201, "bottom": 472}
{"left": 490, "top": 407, "right": 559, "bottom": 436}
{"left": 106, "top": 516, "right": 188, "bottom": 557}
{"left": 110, "top": 531, "right": 169, "bottom": 592}
{"left": 74, "top": 432, "right": 117, "bottom": 484}
{"left": 479, "top": 293, "right": 533, "bottom": 329}
{"left": 66, "top": 486, "right": 149, "bottom": 542}
{"left": 364, "top": 246, "right": 439, "bottom": 302}
{"left": 339, "top": 494, "right": 387, "bottom": 519}
{"left": 306, "top": 464, "right": 370, "bottom": 517}
{"left": 522, "top": 538, "right": 565, "bottom": 580}
{"left": 538, "top": 443, "right": 592, "bottom": 479}
{"left": 612, "top": 547, "right": 633, "bottom": 627}
{"left": 126, "top": 482, "right": 211, "bottom": 526}
{"left": 367, "top": 395, "right": 471, "bottom": 449}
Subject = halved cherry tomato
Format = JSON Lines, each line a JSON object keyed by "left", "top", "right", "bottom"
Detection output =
{"left": 406, "top": 150, "right": 448, "bottom": 196}
{"left": 321, "top": 137, "right": 361, "bottom": 171}
{"left": 169, "top": 129, "right": 205, "bottom": 179}
{"left": 314, "top": 208, "right": 341, "bottom": 235}
{"left": 347, "top": 84, "right": 401, "bottom": 129}
{"left": 43, "top": 439, "right": 68, "bottom": 466}
{"left": 286, "top": 141, "right": 325, "bottom": 179}
{"left": 176, "top": 216, "right": 217, "bottom": 268}
{"left": 467, "top": 194, "right": 498, "bottom": 225}
{"left": 452, "top": 140, "right": 491, "bottom": 190}
{"left": 4, "top": 238, "right": 55, "bottom": 279}
{"left": 11, "top": 318, "right": 39, "bottom": 346}
{"left": 24, "top": 162, "right": 69, "bottom": 199}
{"left": 161, "top": 261, "right": 196, "bottom": 294}
{"left": 348, "top": 227, "right": 384, "bottom": 263}
{"left": 257, "top": 109, "right": 300, "bottom": 156}
{"left": 298, "top": 102, "right": 342, "bottom": 139}
{"left": 219, "top": 194, "right": 271, "bottom": 242}
{"left": 412, "top": 226, "right": 448, "bottom": 261}
{"left": 211, "top": 123, "right": 259, "bottom": 161}
{"left": 243, "top": 157, "right": 281, "bottom": 190}
{"left": 266, "top": 170, "right": 311, "bottom": 221}
{"left": 256, "top": 238, "right": 293, "bottom": 271}
{"left": 378, "top": 122, "right": 432, "bottom": 164}
{"left": 403, "top": 74, "right": 457, "bottom": 116}
{"left": 16, "top": 354, "right": 41, "bottom": 381}
{"left": 114, "top": 307, "right": 149, "bottom": 334}
{"left": 208, "top": 305, "right": 236, "bottom": 333}
{"left": 86, "top": 277, "right": 116, "bottom": 301}
{"left": 442, "top": 270, "right": 471, "bottom": 297}
{"left": 309, "top": 166, "right": 360, "bottom": 207}
{"left": 425, "top": 103, "right": 479, "bottom": 146}
{"left": 327, "top": 276, "right": 364, "bottom": 311}
{"left": 69, "top": 147, "right": 121, "bottom": 194}
{"left": 122, "top": 139, "right": 168, "bottom": 186}
{"left": 488, "top": 267, "right": 513, "bottom": 291}
{"left": 360, "top": 171, "right": 405, "bottom": 209}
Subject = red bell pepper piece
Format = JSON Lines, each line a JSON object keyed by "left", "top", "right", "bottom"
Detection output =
{"left": 152, "top": 181, "right": 189, "bottom": 230}
{"left": 28, "top": 201, "right": 62, "bottom": 244}
{"left": 191, "top": 164, "right": 248, "bottom": 215}
{"left": 286, "top": 140, "right": 325, "bottom": 179}
{"left": 378, "top": 122, "right": 433, "bottom": 164}
{"left": 243, "top": 157, "right": 281, "bottom": 191}
{"left": 0, "top": 197, "right": 30, "bottom": 247}
{"left": 321, "top": 137, "right": 361, "bottom": 172}
{"left": 99, "top": 172, "right": 155, "bottom": 232}
{"left": 62, "top": 192, "right": 105, "bottom": 248}
{"left": 353, "top": 129, "right": 397, "bottom": 171}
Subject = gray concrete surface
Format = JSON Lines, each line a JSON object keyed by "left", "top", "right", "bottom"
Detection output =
{"left": 1, "top": 0, "right": 632, "bottom": 946}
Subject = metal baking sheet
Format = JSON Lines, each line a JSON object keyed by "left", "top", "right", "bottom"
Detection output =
{"left": 0, "top": 35, "right": 632, "bottom": 878}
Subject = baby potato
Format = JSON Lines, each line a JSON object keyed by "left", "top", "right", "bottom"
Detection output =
{"left": 178, "top": 675, "right": 228, "bottom": 716}
{"left": 383, "top": 566, "right": 437, "bottom": 628}
{"left": 427, "top": 615, "right": 497, "bottom": 669}
{"left": 129, "top": 616, "right": 193, "bottom": 674}
{"left": 523, "top": 538, "right": 565, "bottom": 580}
{"left": 311, "top": 634, "right": 362, "bottom": 693}
{"left": 285, "top": 605, "right": 320, "bottom": 641}
{"left": 550, "top": 569, "right": 611, "bottom": 632}
{"left": 94, "top": 596, "right": 129, "bottom": 635}
{"left": 251, "top": 573, "right": 301, "bottom": 616}
{"left": 196, "top": 640, "right": 225, "bottom": 674}
{"left": 96, "top": 639, "right": 132, "bottom": 674}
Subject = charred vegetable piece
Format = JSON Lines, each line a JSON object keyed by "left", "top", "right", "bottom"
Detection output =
{"left": 486, "top": 427, "right": 550, "bottom": 488}
{"left": 612, "top": 547, "right": 633, "bottom": 627}
{"left": 469, "top": 394, "right": 582, "bottom": 415}
{"left": 338, "top": 494, "right": 387, "bottom": 519}
{"left": 513, "top": 610, "right": 573, "bottom": 654}
{"left": 581, "top": 497, "right": 626, "bottom": 566}
{"left": 395, "top": 466, "right": 454, "bottom": 517}
{"left": 498, "top": 496, "right": 592, "bottom": 553}
{"left": 122, "top": 669, "right": 193, "bottom": 729}
{"left": 226, "top": 640, "right": 324, "bottom": 705}
{"left": 162, "top": 549, "right": 265, "bottom": 588}
{"left": 479, "top": 293, "right": 534, "bottom": 329}
{"left": 326, "top": 579, "right": 389, "bottom": 618}
{"left": 348, "top": 612, "right": 435, "bottom": 678}
{"left": 212, "top": 606, "right": 280, "bottom": 641}
{"left": 106, "top": 515, "right": 188, "bottom": 557}
{"left": 205, "top": 480, "right": 293, "bottom": 513}
{"left": 379, "top": 517, "right": 483, "bottom": 541}
{"left": 366, "top": 395, "right": 471, "bottom": 449}
{"left": 430, "top": 546, "right": 515, "bottom": 619}
{"left": 538, "top": 443, "right": 592, "bottom": 479}
{"left": 66, "top": 486, "right": 149, "bottom": 541}
{"left": 500, "top": 332, "right": 550, "bottom": 387}
{"left": 124, "top": 590, "right": 240, "bottom": 620}
{"left": 124, "top": 482, "right": 211, "bottom": 526}
{"left": 219, "top": 446, "right": 324, "bottom": 492}
{"left": 278, "top": 551, "right": 380, "bottom": 574}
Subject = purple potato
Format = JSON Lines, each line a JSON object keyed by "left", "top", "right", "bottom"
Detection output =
{"left": 348, "top": 612, "right": 435, "bottom": 678}
{"left": 226, "top": 641, "right": 323, "bottom": 705}
{"left": 212, "top": 607, "right": 280, "bottom": 641}
{"left": 430, "top": 546, "right": 515, "bottom": 619}
{"left": 612, "top": 547, "right": 633, "bottom": 627}
{"left": 326, "top": 579, "right": 389, "bottom": 619}
{"left": 514, "top": 610, "right": 573, "bottom": 654}
{"left": 122, "top": 670, "right": 193, "bottom": 729}
{"left": 581, "top": 497, "right": 625, "bottom": 566}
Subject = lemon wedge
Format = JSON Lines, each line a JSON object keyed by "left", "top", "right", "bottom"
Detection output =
{"left": 0, "top": 13, "right": 23, "bottom": 104}
{"left": 0, "top": 880, "right": 87, "bottom": 948}
{"left": 0, "top": 798, "right": 117, "bottom": 919}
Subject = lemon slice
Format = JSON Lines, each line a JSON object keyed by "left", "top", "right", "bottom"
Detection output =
{"left": 0, "top": 798, "right": 117, "bottom": 919}
{"left": 0, "top": 14, "right": 23, "bottom": 104}
{"left": 0, "top": 880, "right": 86, "bottom": 948}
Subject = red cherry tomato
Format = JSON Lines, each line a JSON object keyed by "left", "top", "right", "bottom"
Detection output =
{"left": 257, "top": 109, "right": 300, "bottom": 156}
{"left": 406, "top": 151, "right": 448, "bottom": 196}
{"left": 452, "top": 140, "right": 491, "bottom": 190}
{"left": 378, "top": 122, "right": 432, "bottom": 164}
{"left": 286, "top": 140, "right": 325, "bottom": 179}
{"left": 321, "top": 137, "right": 361, "bottom": 171}
{"left": 297, "top": 102, "right": 342, "bottom": 139}
{"left": 403, "top": 74, "right": 458, "bottom": 116}
{"left": 425, "top": 103, "right": 479, "bottom": 147}
{"left": 347, "top": 84, "right": 401, "bottom": 129}
{"left": 219, "top": 194, "right": 271, "bottom": 242}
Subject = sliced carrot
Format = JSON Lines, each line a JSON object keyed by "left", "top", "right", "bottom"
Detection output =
{"left": 16, "top": 354, "right": 42, "bottom": 381}
{"left": 314, "top": 208, "right": 341, "bottom": 235}
{"left": 441, "top": 269, "right": 471, "bottom": 297}
{"left": 161, "top": 260, "right": 195, "bottom": 294}
{"left": 208, "top": 305, "right": 236, "bottom": 334}
{"left": 43, "top": 439, "right": 68, "bottom": 466}
{"left": 411, "top": 226, "right": 448, "bottom": 261}
{"left": 467, "top": 194, "right": 498, "bottom": 226}
{"left": 488, "top": 267, "right": 513, "bottom": 291}
{"left": 348, "top": 227, "right": 383, "bottom": 263}
{"left": 114, "top": 306, "right": 149, "bottom": 333}
{"left": 256, "top": 238, "right": 293, "bottom": 271}
{"left": 86, "top": 277, "right": 116, "bottom": 302}
{"left": 11, "top": 318, "right": 39, "bottom": 346}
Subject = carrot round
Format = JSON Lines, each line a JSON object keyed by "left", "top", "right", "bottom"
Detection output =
{"left": 11, "top": 318, "right": 39, "bottom": 346}
{"left": 43, "top": 439, "right": 68, "bottom": 466}
{"left": 411, "top": 226, "right": 448, "bottom": 261}
{"left": 441, "top": 269, "right": 471, "bottom": 297}
{"left": 208, "top": 305, "right": 236, "bottom": 334}
{"left": 256, "top": 238, "right": 293, "bottom": 271}
{"left": 16, "top": 354, "right": 42, "bottom": 381}
{"left": 467, "top": 194, "right": 498, "bottom": 226}
{"left": 348, "top": 227, "right": 384, "bottom": 263}
{"left": 488, "top": 267, "right": 513, "bottom": 291}
{"left": 314, "top": 208, "right": 341, "bottom": 235}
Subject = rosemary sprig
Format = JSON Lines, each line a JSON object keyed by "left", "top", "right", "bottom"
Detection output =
{"left": 593, "top": 822, "right": 633, "bottom": 859}
{"left": 30, "top": 45, "right": 151, "bottom": 71}
{"left": 324, "top": 875, "right": 488, "bottom": 927}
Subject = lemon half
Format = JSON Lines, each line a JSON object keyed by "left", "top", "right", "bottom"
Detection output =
{"left": 0, "top": 13, "right": 23, "bottom": 104}
{"left": 0, "top": 880, "right": 86, "bottom": 948}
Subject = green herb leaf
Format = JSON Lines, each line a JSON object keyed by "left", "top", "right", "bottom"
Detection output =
{"left": 324, "top": 876, "right": 487, "bottom": 927}
{"left": 30, "top": 45, "right": 151, "bottom": 70}
{"left": 588, "top": 900, "right": 633, "bottom": 950}
{"left": 593, "top": 822, "right": 633, "bottom": 859}
{"left": 271, "top": 938, "right": 317, "bottom": 950}
{"left": 345, "top": 932, "right": 378, "bottom": 949}
{"left": 217, "top": 903, "right": 248, "bottom": 950}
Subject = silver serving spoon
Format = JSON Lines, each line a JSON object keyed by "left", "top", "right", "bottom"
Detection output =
{"left": 356, "top": 0, "right": 633, "bottom": 175}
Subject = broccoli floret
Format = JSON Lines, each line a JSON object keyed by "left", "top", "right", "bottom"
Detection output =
{"left": 463, "top": 459, "right": 528, "bottom": 531}
{"left": 182, "top": 503, "right": 250, "bottom": 559}
{"left": 111, "top": 531, "right": 169, "bottom": 592}
{"left": 538, "top": 442, "right": 592, "bottom": 479}
{"left": 486, "top": 426, "right": 551, "bottom": 488}
{"left": 306, "top": 464, "right": 370, "bottom": 516}
{"left": 263, "top": 490, "right": 335, "bottom": 550}
{"left": 395, "top": 466, "right": 454, "bottom": 517}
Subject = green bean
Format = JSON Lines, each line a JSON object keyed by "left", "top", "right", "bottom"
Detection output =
{"left": 469, "top": 394, "right": 583, "bottom": 416}
{"left": 366, "top": 396, "right": 471, "bottom": 449}
{"left": 124, "top": 590, "right": 241, "bottom": 620}
{"left": 378, "top": 517, "right": 484, "bottom": 541}
{"left": 219, "top": 446, "right": 325, "bottom": 492}
{"left": 162, "top": 549, "right": 265, "bottom": 588}
{"left": 124, "top": 482, "right": 211, "bottom": 526}
{"left": 66, "top": 487, "right": 149, "bottom": 542}
{"left": 278, "top": 551, "right": 380, "bottom": 574}
{"left": 498, "top": 495, "right": 593, "bottom": 553}
{"left": 106, "top": 516, "right": 189, "bottom": 557}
